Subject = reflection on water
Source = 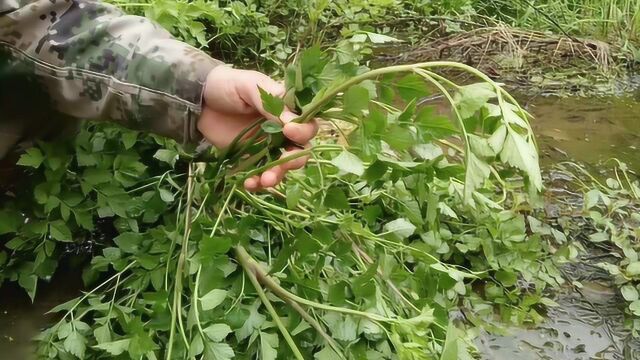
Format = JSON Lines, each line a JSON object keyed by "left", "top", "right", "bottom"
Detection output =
{"left": 478, "top": 278, "right": 640, "bottom": 359}
{"left": 526, "top": 95, "right": 640, "bottom": 168}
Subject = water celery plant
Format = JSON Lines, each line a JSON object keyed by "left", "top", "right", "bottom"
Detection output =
{"left": 29, "top": 45, "right": 564, "bottom": 360}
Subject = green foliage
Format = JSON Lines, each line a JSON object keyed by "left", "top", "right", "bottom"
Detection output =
{"left": 555, "top": 160, "right": 640, "bottom": 336}
{"left": 5, "top": 1, "right": 627, "bottom": 359}
{"left": 0, "top": 40, "right": 574, "bottom": 359}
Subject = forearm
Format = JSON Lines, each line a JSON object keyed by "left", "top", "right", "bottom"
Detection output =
{"left": 0, "top": 0, "right": 221, "bottom": 143}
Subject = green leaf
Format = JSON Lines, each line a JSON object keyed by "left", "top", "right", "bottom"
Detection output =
{"left": 153, "top": 149, "right": 179, "bottom": 167}
{"left": 314, "top": 346, "right": 342, "bottom": 360}
{"left": 382, "top": 125, "right": 415, "bottom": 151}
{"left": 589, "top": 232, "right": 609, "bottom": 243}
{"left": 260, "top": 332, "right": 279, "bottom": 360}
{"left": 200, "top": 236, "right": 233, "bottom": 257}
{"left": 63, "top": 332, "right": 86, "bottom": 359}
{"left": 203, "top": 324, "right": 232, "bottom": 342}
{"left": 363, "top": 161, "right": 388, "bottom": 183}
{"left": 113, "top": 232, "right": 143, "bottom": 254}
{"left": 627, "top": 262, "right": 640, "bottom": 276}
{"left": 236, "top": 302, "right": 266, "bottom": 341}
{"left": 331, "top": 151, "right": 364, "bottom": 176}
{"left": 0, "top": 210, "right": 22, "bottom": 235}
{"left": 366, "top": 32, "right": 401, "bottom": 43}
{"left": 630, "top": 300, "right": 640, "bottom": 316}
{"left": 454, "top": 83, "right": 496, "bottom": 119}
{"left": 383, "top": 218, "right": 416, "bottom": 239}
{"left": 395, "top": 73, "right": 429, "bottom": 102}
{"left": 159, "top": 188, "right": 175, "bottom": 203}
{"left": 93, "top": 339, "right": 130, "bottom": 355}
{"left": 93, "top": 325, "right": 112, "bottom": 344}
{"left": 500, "top": 130, "right": 542, "bottom": 191}
{"left": 621, "top": 285, "right": 639, "bottom": 301}
{"left": 468, "top": 134, "right": 495, "bottom": 158}
{"left": 343, "top": 85, "right": 370, "bottom": 115}
{"left": 495, "top": 270, "right": 517, "bottom": 287}
{"left": 464, "top": 153, "right": 491, "bottom": 201}
{"left": 259, "top": 87, "right": 285, "bottom": 117}
{"left": 440, "top": 324, "right": 459, "bottom": 360}
{"left": 17, "top": 148, "right": 44, "bottom": 168}
{"left": 121, "top": 131, "right": 138, "bottom": 150}
{"left": 50, "top": 220, "right": 72, "bottom": 242}
{"left": 261, "top": 121, "right": 283, "bottom": 134}
{"left": 323, "top": 313, "right": 358, "bottom": 341}
{"left": 324, "top": 187, "right": 350, "bottom": 210}
{"left": 286, "top": 184, "right": 303, "bottom": 209}
{"left": 206, "top": 341, "right": 235, "bottom": 360}
{"left": 413, "top": 143, "right": 443, "bottom": 161}
{"left": 200, "top": 289, "right": 227, "bottom": 311}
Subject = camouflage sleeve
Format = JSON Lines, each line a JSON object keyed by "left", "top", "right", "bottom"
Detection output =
{"left": 0, "top": 0, "right": 222, "bottom": 144}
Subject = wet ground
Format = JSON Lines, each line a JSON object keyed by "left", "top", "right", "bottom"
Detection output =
{"left": 1, "top": 94, "right": 640, "bottom": 359}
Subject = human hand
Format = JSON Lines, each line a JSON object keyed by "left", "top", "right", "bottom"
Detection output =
{"left": 197, "top": 66, "right": 318, "bottom": 192}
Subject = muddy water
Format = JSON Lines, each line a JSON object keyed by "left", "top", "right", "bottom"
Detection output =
{"left": 527, "top": 95, "right": 640, "bottom": 169}
{"left": 1, "top": 95, "right": 640, "bottom": 359}
{"left": 477, "top": 95, "right": 640, "bottom": 360}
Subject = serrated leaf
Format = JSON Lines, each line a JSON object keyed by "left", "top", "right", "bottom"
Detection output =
{"left": 259, "top": 87, "right": 285, "bottom": 117}
{"left": 63, "top": 332, "right": 86, "bottom": 359}
{"left": 206, "top": 341, "right": 235, "bottom": 360}
{"left": 396, "top": 73, "right": 429, "bottom": 101}
{"left": 260, "top": 332, "right": 278, "bottom": 360}
{"left": 488, "top": 125, "right": 507, "bottom": 153}
{"left": 17, "top": 148, "right": 44, "bottom": 168}
{"left": 93, "top": 339, "right": 130, "bottom": 355}
{"left": 331, "top": 151, "right": 364, "bottom": 176}
{"left": 382, "top": 125, "right": 415, "bottom": 151}
{"left": 203, "top": 324, "right": 232, "bottom": 342}
{"left": 200, "top": 289, "right": 227, "bottom": 311}
{"left": 499, "top": 130, "right": 542, "bottom": 191}
{"left": 454, "top": 83, "right": 496, "bottom": 119}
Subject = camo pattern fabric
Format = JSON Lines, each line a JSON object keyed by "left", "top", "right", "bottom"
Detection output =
{"left": 0, "top": 0, "right": 222, "bottom": 159}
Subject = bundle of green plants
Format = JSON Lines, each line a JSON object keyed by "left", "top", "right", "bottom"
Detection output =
{"left": 0, "top": 40, "right": 579, "bottom": 359}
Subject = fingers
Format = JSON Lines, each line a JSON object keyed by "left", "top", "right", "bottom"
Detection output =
{"left": 243, "top": 166, "right": 284, "bottom": 192}
{"left": 281, "top": 112, "right": 319, "bottom": 145}
{"left": 244, "top": 176, "right": 261, "bottom": 192}
{"left": 243, "top": 146, "right": 310, "bottom": 192}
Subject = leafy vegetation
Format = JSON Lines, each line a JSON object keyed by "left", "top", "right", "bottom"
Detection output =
{"left": 1, "top": 1, "right": 640, "bottom": 359}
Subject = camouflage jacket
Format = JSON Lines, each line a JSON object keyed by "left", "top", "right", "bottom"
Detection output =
{"left": 0, "top": 0, "right": 222, "bottom": 160}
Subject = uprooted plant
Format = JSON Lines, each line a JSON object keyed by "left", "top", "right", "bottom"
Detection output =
{"left": 21, "top": 44, "right": 576, "bottom": 360}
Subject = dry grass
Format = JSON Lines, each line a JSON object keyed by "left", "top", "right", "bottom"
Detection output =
{"left": 384, "top": 25, "right": 618, "bottom": 75}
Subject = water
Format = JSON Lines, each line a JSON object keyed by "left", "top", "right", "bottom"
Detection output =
{"left": 0, "top": 268, "right": 81, "bottom": 359}
{"left": 1, "top": 94, "right": 640, "bottom": 359}
{"left": 476, "top": 94, "right": 640, "bottom": 359}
